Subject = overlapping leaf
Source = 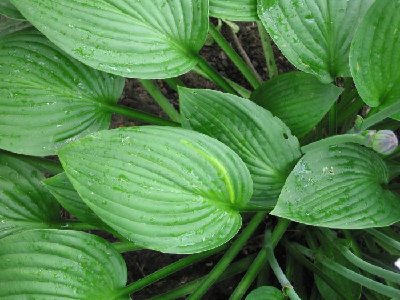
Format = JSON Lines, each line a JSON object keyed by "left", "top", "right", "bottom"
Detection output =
{"left": 0, "top": 29, "right": 124, "bottom": 156}
{"left": 350, "top": 0, "right": 400, "bottom": 117}
{"left": 0, "top": 230, "right": 128, "bottom": 299}
{"left": 59, "top": 126, "right": 253, "bottom": 254}
{"left": 0, "top": 0, "right": 23, "bottom": 20}
{"left": 0, "top": 151, "right": 61, "bottom": 239}
{"left": 210, "top": 0, "right": 258, "bottom": 21}
{"left": 246, "top": 286, "right": 285, "bottom": 300}
{"left": 180, "top": 88, "right": 301, "bottom": 207}
{"left": 12, "top": 0, "right": 209, "bottom": 79}
{"left": 272, "top": 143, "right": 400, "bottom": 229}
{"left": 258, "top": 0, "right": 374, "bottom": 82}
{"left": 251, "top": 72, "right": 343, "bottom": 138}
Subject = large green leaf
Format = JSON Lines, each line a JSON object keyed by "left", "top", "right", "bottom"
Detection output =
{"left": 179, "top": 88, "right": 301, "bottom": 207}
{"left": 251, "top": 72, "right": 343, "bottom": 138}
{"left": 12, "top": 0, "right": 209, "bottom": 79}
{"left": 210, "top": 0, "right": 258, "bottom": 21}
{"left": 0, "top": 29, "right": 124, "bottom": 156}
{"left": 0, "top": 0, "right": 24, "bottom": 20}
{"left": 245, "top": 286, "right": 285, "bottom": 300}
{"left": 0, "top": 15, "right": 30, "bottom": 37}
{"left": 272, "top": 143, "right": 400, "bottom": 229}
{"left": 258, "top": 0, "right": 374, "bottom": 82}
{"left": 0, "top": 151, "right": 61, "bottom": 239}
{"left": 59, "top": 126, "right": 252, "bottom": 254}
{"left": 350, "top": 0, "right": 400, "bottom": 115}
{"left": 43, "top": 173, "right": 104, "bottom": 227}
{"left": 0, "top": 229, "right": 128, "bottom": 299}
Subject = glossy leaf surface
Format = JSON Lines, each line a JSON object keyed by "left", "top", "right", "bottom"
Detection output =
{"left": 12, "top": 0, "right": 209, "bottom": 79}
{"left": 0, "top": 151, "right": 61, "bottom": 239}
{"left": 0, "top": 230, "right": 128, "bottom": 299}
{"left": 210, "top": 0, "right": 258, "bottom": 21}
{"left": 0, "top": 0, "right": 23, "bottom": 20}
{"left": 272, "top": 143, "right": 400, "bottom": 228}
{"left": 245, "top": 286, "right": 285, "bottom": 300}
{"left": 251, "top": 72, "right": 343, "bottom": 138}
{"left": 59, "top": 126, "right": 252, "bottom": 254}
{"left": 0, "top": 29, "right": 124, "bottom": 156}
{"left": 180, "top": 88, "right": 301, "bottom": 207}
{"left": 43, "top": 173, "right": 104, "bottom": 227}
{"left": 350, "top": 0, "right": 400, "bottom": 115}
{"left": 258, "top": 0, "right": 374, "bottom": 82}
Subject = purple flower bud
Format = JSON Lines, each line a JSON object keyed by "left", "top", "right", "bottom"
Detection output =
{"left": 371, "top": 130, "right": 398, "bottom": 155}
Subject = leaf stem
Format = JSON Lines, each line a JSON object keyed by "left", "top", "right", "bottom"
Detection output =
{"left": 138, "top": 79, "right": 181, "bottom": 122}
{"left": 99, "top": 102, "right": 179, "bottom": 127}
{"left": 187, "top": 211, "right": 267, "bottom": 300}
{"left": 112, "top": 241, "right": 142, "bottom": 253}
{"left": 328, "top": 101, "right": 337, "bottom": 136}
{"left": 195, "top": 55, "right": 238, "bottom": 95}
{"left": 361, "top": 101, "right": 400, "bottom": 130}
{"left": 114, "top": 244, "right": 228, "bottom": 298}
{"left": 301, "top": 134, "right": 367, "bottom": 153}
{"left": 229, "top": 218, "right": 290, "bottom": 300}
{"left": 264, "top": 231, "right": 302, "bottom": 300}
{"left": 365, "top": 229, "right": 400, "bottom": 255}
{"left": 257, "top": 22, "right": 278, "bottom": 78}
{"left": 164, "top": 77, "right": 185, "bottom": 92}
{"left": 58, "top": 221, "right": 98, "bottom": 231}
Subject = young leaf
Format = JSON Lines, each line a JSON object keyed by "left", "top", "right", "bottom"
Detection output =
{"left": 58, "top": 126, "right": 253, "bottom": 254}
{"left": 258, "top": 0, "right": 374, "bottom": 82}
{"left": 0, "top": 15, "right": 29, "bottom": 37}
{"left": 0, "top": 0, "right": 24, "bottom": 20}
{"left": 0, "top": 29, "right": 124, "bottom": 156}
{"left": 245, "top": 286, "right": 285, "bottom": 300}
{"left": 272, "top": 143, "right": 400, "bottom": 229}
{"left": 251, "top": 72, "right": 343, "bottom": 138}
{"left": 179, "top": 88, "right": 301, "bottom": 207}
{"left": 0, "top": 151, "right": 61, "bottom": 239}
{"left": 43, "top": 173, "right": 104, "bottom": 227}
{"left": 12, "top": 0, "right": 209, "bottom": 79}
{"left": 350, "top": 0, "right": 400, "bottom": 117}
{"left": 210, "top": 0, "right": 258, "bottom": 21}
{"left": 0, "top": 229, "right": 128, "bottom": 299}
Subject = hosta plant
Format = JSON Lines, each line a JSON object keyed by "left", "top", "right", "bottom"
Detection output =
{"left": 1, "top": 0, "right": 400, "bottom": 299}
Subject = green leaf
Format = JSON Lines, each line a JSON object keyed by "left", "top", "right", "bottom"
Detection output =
{"left": 258, "top": 0, "right": 374, "bottom": 82}
{"left": 210, "top": 0, "right": 258, "bottom": 21}
{"left": 0, "top": 15, "right": 30, "bottom": 37}
{"left": 179, "top": 88, "right": 301, "bottom": 207}
{"left": 43, "top": 173, "right": 104, "bottom": 227}
{"left": 0, "top": 229, "right": 128, "bottom": 299}
{"left": 0, "top": 0, "right": 24, "bottom": 20}
{"left": 245, "top": 286, "right": 285, "bottom": 300}
{"left": 12, "top": 0, "right": 209, "bottom": 79}
{"left": 272, "top": 143, "right": 400, "bottom": 229}
{"left": 0, "top": 151, "right": 61, "bottom": 239}
{"left": 59, "top": 126, "right": 253, "bottom": 254}
{"left": 350, "top": 0, "right": 400, "bottom": 117}
{"left": 0, "top": 29, "right": 124, "bottom": 156}
{"left": 251, "top": 72, "right": 343, "bottom": 138}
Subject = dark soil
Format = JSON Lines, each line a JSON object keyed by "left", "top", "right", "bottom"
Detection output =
{"left": 110, "top": 21, "right": 294, "bottom": 300}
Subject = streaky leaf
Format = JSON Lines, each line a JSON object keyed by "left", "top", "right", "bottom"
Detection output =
{"left": 0, "top": 29, "right": 124, "bottom": 156}
{"left": 0, "top": 229, "right": 129, "bottom": 299}
{"left": 258, "top": 0, "right": 374, "bottom": 82}
{"left": 0, "top": 151, "right": 61, "bottom": 239}
{"left": 59, "top": 126, "right": 253, "bottom": 254}
{"left": 12, "top": 0, "right": 209, "bottom": 79}
{"left": 0, "top": 15, "right": 30, "bottom": 37}
{"left": 245, "top": 286, "right": 285, "bottom": 300}
{"left": 179, "top": 88, "right": 301, "bottom": 207}
{"left": 272, "top": 143, "right": 400, "bottom": 229}
{"left": 210, "top": 0, "right": 258, "bottom": 21}
{"left": 0, "top": 0, "right": 24, "bottom": 20}
{"left": 350, "top": 0, "right": 400, "bottom": 118}
{"left": 251, "top": 72, "right": 343, "bottom": 138}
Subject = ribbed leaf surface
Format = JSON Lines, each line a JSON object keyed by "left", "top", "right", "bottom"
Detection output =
{"left": 180, "top": 88, "right": 301, "bottom": 207}
{"left": 210, "top": 0, "right": 258, "bottom": 21}
{"left": 272, "top": 143, "right": 400, "bottom": 229}
{"left": 0, "top": 29, "right": 124, "bottom": 156}
{"left": 350, "top": 0, "right": 400, "bottom": 115}
{"left": 12, "top": 0, "right": 209, "bottom": 79}
{"left": 44, "top": 173, "right": 103, "bottom": 227}
{"left": 59, "top": 126, "right": 252, "bottom": 254}
{"left": 251, "top": 72, "right": 343, "bottom": 138}
{"left": 0, "top": 0, "right": 23, "bottom": 20}
{"left": 0, "top": 151, "right": 61, "bottom": 239}
{"left": 258, "top": 0, "right": 374, "bottom": 82}
{"left": 0, "top": 230, "right": 128, "bottom": 299}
